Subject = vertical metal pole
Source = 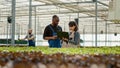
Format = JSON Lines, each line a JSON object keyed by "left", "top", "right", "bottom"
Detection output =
{"left": 105, "top": 21, "right": 107, "bottom": 46}
{"left": 37, "top": 16, "right": 40, "bottom": 45}
{"left": 19, "top": 24, "right": 21, "bottom": 39}
{"left": 95, "top": 0, "right": 98, "bottom": 47}
{"left": 37, "top": 16, "right": 39, "bottom": 34}
{"left": 0, "top": 10, "right": 2, "bottom": 21}
{"left": 77, "top": 13, "right": 79, "bottom": 27}
{"left": 7, "top": 22, "right": 8, "bottom": 45}
{"left": 34, "top": 7, "right": 36, "bottom": 45}
{"left": 11, "top": 0, "right": 16, "bottom": 46}
{"left": 29, "top": 0, "right": 32, "bottom": 29}
{"left": 107, "top": 24, "right": 110, "bottom": 46}
{"left": 83, "top": 27, "right": 85, "bottom": 47}
{"left": 18, "top": 24, "right": 20, "bottom": 39}
{"left": 92, "top": 21, "right": 94, "bottom": 46}
{"left": 21, "top": 25, "right": 23, "bottom": 35}
{"left": 4, "top": 27, "right": 5, "bottom": 35}
{"left": 19, "top": 24, "right": 21, "bottom": 37}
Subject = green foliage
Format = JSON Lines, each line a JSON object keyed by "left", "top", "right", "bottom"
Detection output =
{"left": 0, "top": 46, "right": 119, "bottom": 55}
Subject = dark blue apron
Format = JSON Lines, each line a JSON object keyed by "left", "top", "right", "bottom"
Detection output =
{"left": 27, "top": 34, "right": 35, "bottom": 47}
{"left": 28, "top": 40, "right": 35, "bottom": 47}
{"left": 48, "top": 25, "right": 61, "bottom": 48}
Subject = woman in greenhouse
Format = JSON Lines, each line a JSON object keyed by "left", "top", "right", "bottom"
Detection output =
{"left": 63, "top": 21, "right": 80, "bottom": 47}
{"left": 43, "top": 15, "right": 62, "bottom": 48}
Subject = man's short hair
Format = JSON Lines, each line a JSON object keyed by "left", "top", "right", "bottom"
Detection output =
{"left": 52, "top": 15, "right": 58, "bottom": 20}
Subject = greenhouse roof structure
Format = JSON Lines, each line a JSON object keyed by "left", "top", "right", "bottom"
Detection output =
{"left": 0, "top": 0, "right": 111, "bottom": 34}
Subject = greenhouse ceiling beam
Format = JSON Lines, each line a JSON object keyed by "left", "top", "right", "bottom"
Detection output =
{"left": 1, "top": 17, "right": 108, "bottom": 21}
{"left": 15, "top": 16, "right": 107, "bottom": 20}
{"left": 0, "top": 5, "right": 30, "bottom": 9}
{"left": 44, "top": 0, "right": 108, "bottom": 21}
{"left": 78, "top": 16, "right": 107, "bottom": 18}
{"left": 97, "top": 1, "right": 109, "bottom": 7}
{"left": 35, "top": 0, "right": 81, "bottom": 11}
{"left": 1, "top": 8, "right": 108, "bottom": 14}
{"left": 1, "top": 8, "right": 108, "bottom": 17}
{"left": 0, "top": 1, "right": 93, "bottom": 9}
{"left": 33, "top": 1, "right": 94, "bottom": 7}
{"left": 0, "top": 1, "right": 108, "bottom": 9}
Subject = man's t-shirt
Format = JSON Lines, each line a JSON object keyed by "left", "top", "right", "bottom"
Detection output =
{"left": 43, "top": 24, "right": 62, "bottom": 39}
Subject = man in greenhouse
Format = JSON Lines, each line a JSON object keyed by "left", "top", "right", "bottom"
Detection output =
{"left": 43, "top": 15, "right": 62, "bottom": 48}
{"left": 20, "top": 29, "right": 35, "bottom": 47}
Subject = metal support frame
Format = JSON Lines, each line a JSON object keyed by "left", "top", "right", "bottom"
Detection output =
{"left": 33, "top": 1, "right": 94, "bottom": 7}
{"left": 92, "top": 21, "right": 94, "bottom": 46}
{"left": 97, "top": 1, "right": 109, "bottom": 7}
{"left": 11, "top": 0, "right": 16, "bottom": 46}
{"left": 37, "top": 16, "right": 40, "bottom": 34}
{"left": 1, "top": 9, "right": 107, "bottom": 17}
{"left": 106, "top": 23, "right": 120, "bottom": 34}
{"left": 0, "top": 0, "right": 110, "bottom": 46}
{"left": 83, "top": 24, "right": 105, "bottom": 46}
{"left": 29, "top": 0, "right": 32, "bottom": 29}
{"left": 83, "top": 28, "right": 85, "bottom": 46}
{"left": 105, "top": 20, "right": 107, "bottom": 46}
{"left": 0, "top": 10, "right": 2, "bottom": 22}
{"left": 78, "top": 16, "right": 107, "bottom": 18}
{"left": 16, "top": 23, "right": 20, "bottom": 40}
{"left": 0, "top": 1, "right": 108, "bottom": 9}
{"left": 103, "top": 21, "right": 120, "bottom": 46}
{"left": 34, "top": 6, "right": 36, "bottom": 44}
{"left": 106, "top": 23, "right": 120, "bottom": 46}
{"left": 6, "top": 22, "right": 9, "bottom": 45}
{"left": 95, "top": 0, "right": 98, "bottom": 47}
{"left": 77, "top": 13, "right": 79, "bottom": 27}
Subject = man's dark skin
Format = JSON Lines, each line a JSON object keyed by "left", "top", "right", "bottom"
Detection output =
{"left": 44, "top": 16, "right": 59, "bottom": 40}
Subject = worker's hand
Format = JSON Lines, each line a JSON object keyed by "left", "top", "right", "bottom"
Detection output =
{"left": 52, "top": 36, "right": 57, "bottom": 40}
{"left": 20, "top": 39, "right": 25, "bottom": 40}
{"left": 62, "top": 37, "right": 68, "bottom": 44}
{"left": 19, "top": 38, "right": 24, "bottom": 40}
{"left": 27, "top": 38, "right": 32, "bottom": 40}
{"left": 62, "top": 37, "right": 68, "bottom": 41}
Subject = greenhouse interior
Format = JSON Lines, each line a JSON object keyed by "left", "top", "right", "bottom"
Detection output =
{"left": 0, "top": 0, "right": 120, "bottom": 47}
{"left": 0, "top": 0, "right": 120, "bottom": 68}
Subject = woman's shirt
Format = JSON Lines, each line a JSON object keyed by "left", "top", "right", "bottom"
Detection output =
{"left": 69, "top": 31, "right": 80, "bottom": 45}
